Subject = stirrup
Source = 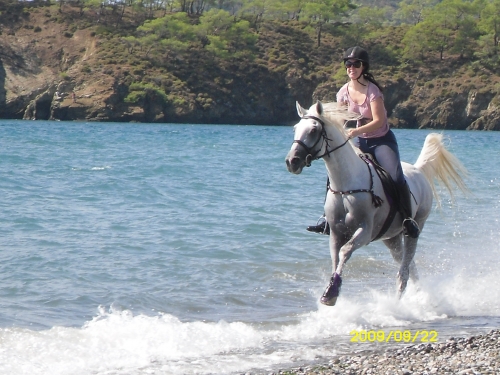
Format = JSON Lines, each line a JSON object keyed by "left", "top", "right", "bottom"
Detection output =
{"left": 402, "top": 218, "right": 420, "bottom": 238}
{"left": 306, "top": 217, "right": 330, "bottom": 235}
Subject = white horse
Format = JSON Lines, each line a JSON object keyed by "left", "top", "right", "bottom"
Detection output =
{"left": 285, "top": 101, "right": 467, "bottom": 306}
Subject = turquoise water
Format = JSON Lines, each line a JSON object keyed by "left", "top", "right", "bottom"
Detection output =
{"left": 0, "top": 120, "right": 499, "bottom": 374}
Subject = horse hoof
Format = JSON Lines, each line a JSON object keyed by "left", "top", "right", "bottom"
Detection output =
{"left": 320, "top": 273, "right": 342, "bottom": 306}
{"left": 320, "top": 296, "right": 338, "bottom": 306}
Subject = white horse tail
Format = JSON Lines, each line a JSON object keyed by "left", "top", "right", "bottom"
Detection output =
{"left": 414, "top": 133, "right": 468, "bottom": 204}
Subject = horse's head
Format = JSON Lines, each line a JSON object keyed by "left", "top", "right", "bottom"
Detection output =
{"left": 285, "top": 101, "right": 326, "bottom": 174}
{"left": 286, "top": 101, "right": 354, "bottom": 174}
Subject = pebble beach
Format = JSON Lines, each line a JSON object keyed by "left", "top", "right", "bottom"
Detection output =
{"left": 263, "top": 329, "right": 500, "bottom": 375}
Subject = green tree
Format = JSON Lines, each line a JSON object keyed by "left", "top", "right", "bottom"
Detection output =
{"left": 439, "top": 0, "right": 480, "bottom": 59}
{"left": 122, "top": 35, "right": 141, "bottom": 54}
{"left": 402, "top": 0, "right": 480, "bottom": 60}
{"left": 198, "top": 9, "right": 258, "bottom": 57}
{"left": 452, "top": 15, "right": 480, "bottom": 58}
{"left": 279, "top": 0, "right": 307, "bottom": 20}
{"left": 402, "top": 8, "right": 452, "bottom": 60}
{"left": 239, "top": 0, "right": 308, "bottom": 24}
{"left": 348, "top": 4, "right": 391, "bottom": 43}
{"left": 177, "top": 0, "right": 216, "bottom": 14}
{"left": 395, "top": 0, "right": 438, "bottom": 25}
{"left": 214, "top": 0, "right": 240, "bottom": 13}
{"left": 354, "top": 5, "right": 389, "bottom": 29}
{"left": 136, "top": 12, "right": 196, "bottom": 57}
{"left": 198, "top": 7, "right": 234, "bottom": 35}
{"left": 224, "top": 16, "right": 258, "bottom": 54}
{"left": 301, "top": 0, "right": 356, "bottom": 47}
{"left": 125, "top": 82, "right": 169, "bottom": 122}
{"left": 239, "top": 0, "right": 275, "bottom": 29}
{"left": 125, "top": 82, "right": 168, "bottom": 104}
{"left": 478, "top": 0, "right": 500, "bottom": 54}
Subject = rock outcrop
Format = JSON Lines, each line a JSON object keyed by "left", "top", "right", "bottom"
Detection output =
{"left": 468, "top": 107, "right": 500, "bottom": 130}
{"left": 372, "top": 82, "right": 500, "bottom": 131}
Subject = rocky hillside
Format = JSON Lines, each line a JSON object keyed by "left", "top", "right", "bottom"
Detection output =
{"left": 0, "top": 3, "right": 499, "bottom": 130}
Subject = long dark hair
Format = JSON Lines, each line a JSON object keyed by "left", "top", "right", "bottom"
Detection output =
{"left": 361, "top": 68, "right": 383, "bottom": 92}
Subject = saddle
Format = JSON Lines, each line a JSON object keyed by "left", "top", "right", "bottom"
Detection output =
{"left": 358, "top": 153, "right": 400, "bottom": 241}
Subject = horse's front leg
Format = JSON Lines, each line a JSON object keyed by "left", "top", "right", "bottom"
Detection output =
{"left": 335, "top": 225, "right": 373, "bottom": 275}
{"left": 320, "top": 224, "right": 372, "bottom": 306}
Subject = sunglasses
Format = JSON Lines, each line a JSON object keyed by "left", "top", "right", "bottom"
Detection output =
{"left": 345, "top": 60, "right": 362, "bottom": 68}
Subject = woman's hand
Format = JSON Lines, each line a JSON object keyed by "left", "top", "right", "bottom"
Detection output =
{"left": 347, "top": 97, "right": 387, "bottom": 138}
{"left": 347, "top": 128, "right": 358, "bottom": 139}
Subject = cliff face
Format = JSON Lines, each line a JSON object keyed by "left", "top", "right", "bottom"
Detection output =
{"left": 1, "top": 6, "right": 499, "bottom": 129}
{"left": 389, "top": 83, "right": 500, "bottom": 131}
{"left": 0, "top": 14, "right": 117, "bottom": 122}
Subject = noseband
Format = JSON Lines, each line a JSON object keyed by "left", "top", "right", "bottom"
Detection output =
{"left": 293, "top": 115, "right": 350, "bottom": 166}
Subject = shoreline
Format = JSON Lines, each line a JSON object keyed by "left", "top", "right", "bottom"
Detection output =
{"left": 261, "top": 329, "right": 500, "bottom": 375}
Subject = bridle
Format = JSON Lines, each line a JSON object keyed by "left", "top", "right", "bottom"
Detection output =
{"left": 292, "top": 115, "right": 384, "bottom": 209}
{"left": 292, "top": 115, "right": 350, "bottom": 167}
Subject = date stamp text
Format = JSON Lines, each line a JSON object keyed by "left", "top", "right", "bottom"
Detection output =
{"left": 350, "top": 330, "right": 438, "bottom": 343}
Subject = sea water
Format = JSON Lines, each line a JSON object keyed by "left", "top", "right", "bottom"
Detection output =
{"left": 0, "top": 120, "right": 498, "bottom": 374}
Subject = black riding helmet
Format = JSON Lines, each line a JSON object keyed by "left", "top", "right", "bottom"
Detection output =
{"left": 343, "top": 46, "right": 369, "bottom": 70}
{"left": 343, "top": 46, "right": 370, "bottom": 84}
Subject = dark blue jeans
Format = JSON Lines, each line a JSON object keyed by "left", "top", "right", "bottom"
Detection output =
{"left": 356, "top": 130, "right": 405, "bottom": 186}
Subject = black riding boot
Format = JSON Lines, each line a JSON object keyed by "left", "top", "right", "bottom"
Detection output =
{"left": 306, "top": 216, "right": 330, "bottom": 235}
{"left": 307, "top": 177, "right": 330, "bottom": 235}
{"left": 399, "top": 181, "right": 420, "bottom": 238}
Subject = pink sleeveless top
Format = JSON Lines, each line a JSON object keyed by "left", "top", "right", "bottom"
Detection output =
{"left": 336, "top": 82, "right": 389, "bottom": 139}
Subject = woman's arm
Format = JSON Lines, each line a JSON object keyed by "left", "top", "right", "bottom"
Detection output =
{"left": 347, "top": 97, "right": 386, "bottom": 138}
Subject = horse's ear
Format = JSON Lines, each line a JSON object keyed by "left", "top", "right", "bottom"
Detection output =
{"left": 315, "top": 101, "right": 323, "bottom": 116}
{"left": 296, "top": 101, "right": 306, "bottom": 118}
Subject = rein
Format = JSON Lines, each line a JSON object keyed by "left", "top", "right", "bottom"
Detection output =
{"left": 293, "top": 115, "right": 350, "bottom": 166}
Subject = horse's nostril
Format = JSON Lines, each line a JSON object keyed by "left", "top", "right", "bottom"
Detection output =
{"left": 286, "top": 157, "right": 302, "bottom": 172}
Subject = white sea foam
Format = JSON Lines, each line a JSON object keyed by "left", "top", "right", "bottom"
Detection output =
{"left": 91, "top": 166, "right": 111, "bottom": 171}
{"left": 0, "top": 307, "right": 332, "bottom": 375}
{"left": 1, "top": 263, "right": 498, "bottom": 375}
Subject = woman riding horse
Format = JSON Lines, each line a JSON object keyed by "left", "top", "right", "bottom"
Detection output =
{"left": 307, "top": 46, "right": 420, "bottom": 239}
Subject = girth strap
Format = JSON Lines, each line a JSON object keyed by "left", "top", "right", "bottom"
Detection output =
{"left": 327, "top": 155, "right": 383, "bottom": 208}
{"left": 327, "top": 153, "right": 398, "bottom": 241}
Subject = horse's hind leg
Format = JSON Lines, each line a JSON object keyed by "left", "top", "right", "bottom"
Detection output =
{"left": 383, "top": 235, "right": 419, "bottom": 297}
{"left": 409, "top": 258, "right": 419, "bottom": 283}
{"left": 396, "top": 237, "right": 419, "bottom": 298}
{"left": 383, "top": 235, "right": 404, "bottom": 263}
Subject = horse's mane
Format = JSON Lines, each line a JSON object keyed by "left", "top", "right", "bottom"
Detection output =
{"left": 321, "top": 101, "right": 361, "bottom": 124}
{"left": 317, "top": 101, "right": 362, "bottom": 139}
